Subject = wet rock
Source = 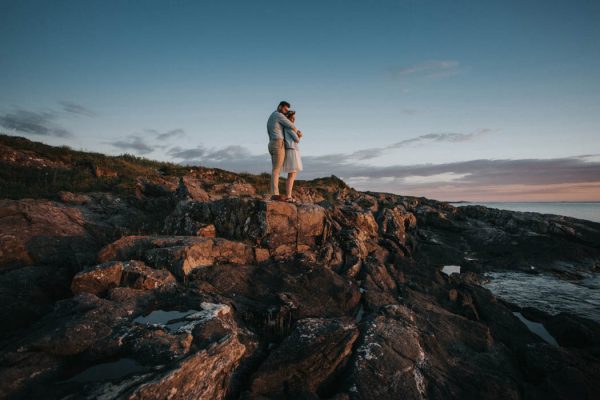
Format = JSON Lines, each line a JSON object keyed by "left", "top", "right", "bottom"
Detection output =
{"left": 249, "top": 317, "right": 359, "bottom": 398}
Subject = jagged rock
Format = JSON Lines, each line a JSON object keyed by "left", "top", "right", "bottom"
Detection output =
{"left": 71, "top": 260, "right": 176, "bottom": 296}
{"left": 249, "top": 317, "right": 359, "bottom": 398}
{"left": 346, "top": 303, "right": 521, "bottom": 400}
{"left": 377, "top": 205, "right": 416, "bottom": 246}
{"left": 91, "top": 303, "right": 250, "bottom": 400}
{"left": 145, "top": 238, "right": 255, "bottom": 279}
{"left": 97, "top": 235, "right": 255, "bottom": 278}
{"left": 97, "top": 235, "right": 210, "bottom": 263}
{"left": 163, "top": 199, "right": 326, "bottom": 259}
{"left": 128, "top": 333, "right": 246, "bottom": 400}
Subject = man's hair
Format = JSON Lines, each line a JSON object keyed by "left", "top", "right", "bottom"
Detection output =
{"left": 278, "top": 101, "right": 291, "bottom": 109}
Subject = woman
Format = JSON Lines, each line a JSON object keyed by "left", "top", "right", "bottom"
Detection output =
{"left": 281, "top": 110, "right": 303, "bottom": 202}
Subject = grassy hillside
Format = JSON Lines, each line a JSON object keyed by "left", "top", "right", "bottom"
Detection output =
{"left": 0, "top": 133, "right": 347, "bottom": 199}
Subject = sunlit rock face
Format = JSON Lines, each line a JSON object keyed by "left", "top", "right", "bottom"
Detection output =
{"left": 1, "top": 137, "right": 600, "bottom": 399}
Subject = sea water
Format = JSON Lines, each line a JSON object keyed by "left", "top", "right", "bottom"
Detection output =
{"left": 451, "top": 202, "right": 600, "bottom": 223}
{"left": 483, "top": 271, "right": 600, "bottom": 323}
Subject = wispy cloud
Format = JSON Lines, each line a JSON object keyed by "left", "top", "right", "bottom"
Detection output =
{"left": 107, "top": 135, "right": 155, "bottom": 155}
{"left": 146, "top": 128, "right": 186, "bottom": 141}
{"left": 59, "top": 101, "right": 95, "bottom": 117}
{"left": 107, "top": 128, "right": 187, "bottom": 154}
{"left": 167, "top": 145, "right": 206, "bottom": 160}
{"left": 348, "top": 129, "right": 491, "bottom": 161}
{"left": 168, "top": 144, "right": 252, "bottom": 162}
{"left": 388, "top": 60, "right": 460, "bottom": 79}
{"left": 0, "top": 109, "right": 72, "bottom": 137}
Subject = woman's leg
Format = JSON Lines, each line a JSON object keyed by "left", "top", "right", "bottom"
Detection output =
{"left": 286, "top": 171, "right": 297, "bottom": 198}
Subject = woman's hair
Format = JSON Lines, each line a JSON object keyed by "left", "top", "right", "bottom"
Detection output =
{"left": 285, "top": 110, "right": 296, "bottom": 119}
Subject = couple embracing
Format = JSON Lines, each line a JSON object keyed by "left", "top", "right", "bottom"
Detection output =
{"left": 266, "top": 100, "right": 303, "bottom": 202}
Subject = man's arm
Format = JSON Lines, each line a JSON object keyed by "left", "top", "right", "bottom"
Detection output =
{"left": 275, "top": 113, "right": 298, "bottom": 132}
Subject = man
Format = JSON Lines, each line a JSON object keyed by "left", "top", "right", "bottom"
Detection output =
{"left": 266, "top": 101, "right": 301, "bottom": 198}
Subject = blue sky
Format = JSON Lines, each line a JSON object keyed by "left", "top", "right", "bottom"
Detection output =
{"left": 1, "top": 0, "right": 599, "bottom": 200}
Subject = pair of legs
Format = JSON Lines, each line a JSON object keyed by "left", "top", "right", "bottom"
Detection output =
{"left": 268, "top": 139, "right": 297, "bottom": 199}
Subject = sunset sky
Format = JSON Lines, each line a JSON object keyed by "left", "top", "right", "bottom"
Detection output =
{"left": 1, "top": 0, "right": 599, "bottom": 201}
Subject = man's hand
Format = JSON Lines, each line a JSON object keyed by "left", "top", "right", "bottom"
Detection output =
{"left": 297, "top": 130, "right": 303, "bottom": 137}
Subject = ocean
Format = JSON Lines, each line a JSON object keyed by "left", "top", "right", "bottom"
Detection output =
{"left": 448, "top": 202, "right": 600, "bottom": 323}
{"left": 451, "top": 202, "right": 600, "bottom": 223}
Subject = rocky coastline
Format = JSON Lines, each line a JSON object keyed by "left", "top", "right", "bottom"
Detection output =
{"left": 1, "top": 135, "right": 599, "bottom": 399}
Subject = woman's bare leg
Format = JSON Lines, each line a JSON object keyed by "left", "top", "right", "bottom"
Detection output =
{"left": 286, "top": 172, "right": 297, "bottom": 198}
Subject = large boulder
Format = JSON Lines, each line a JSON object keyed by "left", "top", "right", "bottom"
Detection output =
{"left": 191, "top": 262, "right": 362, "bottom": 331}
{"left": 164, "top": 199, "right": 326, "bottom": 259}
{"left": 249, "top": 317, "right": 359, "bottom": 398}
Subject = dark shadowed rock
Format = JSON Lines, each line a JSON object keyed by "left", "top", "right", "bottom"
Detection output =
{"left": 191, "top": 262, "right": 362, "bottom": 330}
{"left": 249, "top": 317, "right": 359, "bottom": 398}
{"left": 0, "top": 199, "right": 101, "bottom": 268}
